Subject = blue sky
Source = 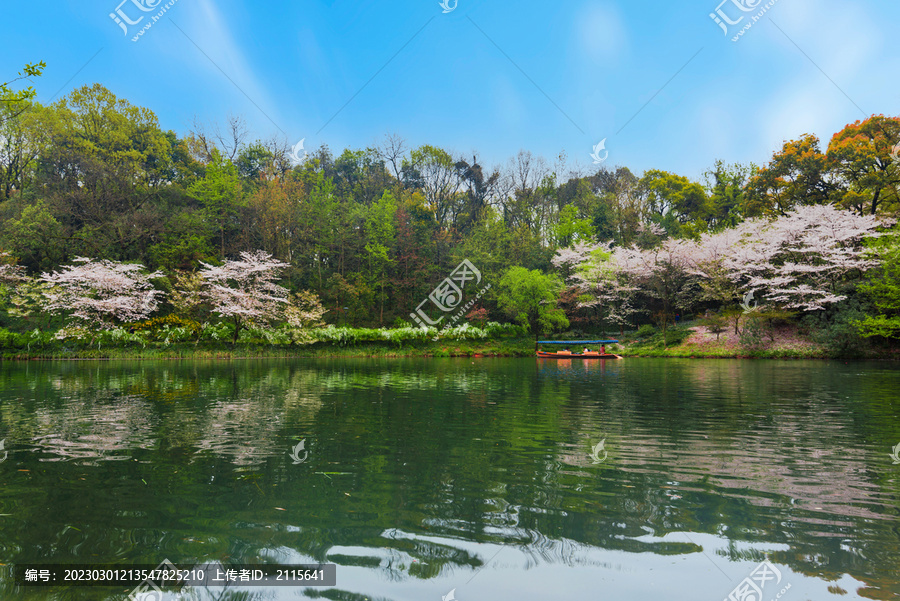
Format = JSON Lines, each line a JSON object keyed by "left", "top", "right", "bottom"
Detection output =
{"left": 3, "top": 0, "right": 899, "bottom": 180}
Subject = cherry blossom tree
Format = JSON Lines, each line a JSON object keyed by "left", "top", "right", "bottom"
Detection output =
{"left": 0, "top": 252, "right": 27, "bottom": 284}
{"left": 198, "top": 250, "right": 290, "bottom": 344}
{"left": 284, "top": 290, "right": 327, "bottom": 329}
{"left": 616, "top": 239, "right": 697, "bottom": 340}
{"left": 559, "top": 205, "right": 887, "bottom": 343}
{"left": 733, "top": 205, "right": 885, "bottom": 311}
{"left": 553, "top": 242, "right": 640, "bottom": 337}
{"left": 684, "top": 206, "right": 887, "bottom": 312}
{"left": 39, "top": 258, "right": 163, "bottom": 329}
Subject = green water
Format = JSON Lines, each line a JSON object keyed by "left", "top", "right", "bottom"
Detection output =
{"left": 0, "top": 358, "right": 899, "bottom": 600}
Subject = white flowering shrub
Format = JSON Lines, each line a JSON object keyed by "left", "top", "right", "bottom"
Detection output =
{"left": 39, "top": 258, "right": 163, "bottom": 329}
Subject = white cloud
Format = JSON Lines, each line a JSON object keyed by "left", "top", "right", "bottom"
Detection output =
{"left": 577, "top": 3, "right": 628, "bottom": 64}
{"left": 183, "top": 0, "right": 285, "bottom": 135}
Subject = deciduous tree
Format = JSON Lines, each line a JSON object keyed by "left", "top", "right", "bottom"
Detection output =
{"left": 39, "top": 258, "right": 163, "bottom": 329}
{"left": 198, "top": 250, "right": 290, "bottom": 344}
{"left": 497, "top": 267, "right": 568, "bottom": 344}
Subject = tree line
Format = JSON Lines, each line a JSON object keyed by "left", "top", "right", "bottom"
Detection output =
{"left": 1, "top": 72, "right": 899, "bottom": 341}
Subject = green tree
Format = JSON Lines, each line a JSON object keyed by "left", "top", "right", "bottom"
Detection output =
{"left": 391, "top": 193, "right": 437, "bottom": 313}
{"left": 639, "top": 169, "right": 711, "bottom": 232}
{"left": 744, "top": 134, "right": 832, "bottom": 216}
{"left": 364, "top": 191, "right": 397, "bottom": 324}
{"left": 0, "top": 101, "right": 46, "bottom": 200}
{"left": 0, "top": 200, "right": 64, "bottom": 272}
{"left": 37, "top": 84, "right": 176, "bottom": 259}
{"left": 856, "top": 226, "right": 900, "bottom": 339}
{"left": 553, "top": 204, "right": 596, "bottom": 247}
{"left": 826, "top": 115, "right": 900, "bottom": 215}
{"left": 497, "top": 267, "right": 569, "bottom": 344}
{"left": 703, "top": 160, "right": 752, "bottom": 229}
{"left": 403, "top": 145, "right": 461, "bottom": 229}
{"left": 188, "top": 150, "right": 243, "bottom": 259}
{"left": 0, "top": 61, "right": 46, "bottom": 124}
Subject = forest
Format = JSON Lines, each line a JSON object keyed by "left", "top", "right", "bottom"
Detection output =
{"left": 2, "top": 65, "right": 900, "bottom": 354}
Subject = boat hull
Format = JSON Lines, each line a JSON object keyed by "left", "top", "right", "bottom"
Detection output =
{"left": 536, "top": 352, "right": 621, "bottom": 359}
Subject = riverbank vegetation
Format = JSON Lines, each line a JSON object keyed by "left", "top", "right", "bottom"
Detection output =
{"left": 2, "top": 67, "right": 900, "bottom": 359}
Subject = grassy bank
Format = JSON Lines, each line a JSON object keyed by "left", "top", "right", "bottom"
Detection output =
{"left": 0, "top": 337, "right": 538, "bottom": 360}
{"left": 2, "top": 325, "right": 897, "bottom": 361}
{"left": 607, "top": 322, "right": 897, "bottom": 359}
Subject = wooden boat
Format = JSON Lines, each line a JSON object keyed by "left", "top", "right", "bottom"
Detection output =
{"left": 536, "top": 350, "right": 621, "bottom": 359}
{"left": 536, "top": 340, "right": 622, "bottom": 359}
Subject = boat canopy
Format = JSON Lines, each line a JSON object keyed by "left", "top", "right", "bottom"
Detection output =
{"left": 537, "top": 340, "right": 618, "bottom": 344}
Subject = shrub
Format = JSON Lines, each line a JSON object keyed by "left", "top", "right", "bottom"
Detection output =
{"left": 128, "top": 315, "right": 202, "bottom": 340}
{"left": 200, "top": 321, "right": 235, "bottom": 342}
{"left": 635, "top": 324, "right": 656, "bottom": 338}
{"left": 803, "top": 300, "right": 870, "bottom": 357}
{"left": 699, "top": 313, "right": 727, "bottom": 340}
{"left": 739, "top": 317, "right": 764, "bottom": 350}
{"left": 664, "top": 327, "right": 691, "bottom": 346}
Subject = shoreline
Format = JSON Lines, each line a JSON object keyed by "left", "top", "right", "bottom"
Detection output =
{"left": 1, "top": 326, "right": 895, "bottom": 361}
{"left": 2, "top": 344, "right": 895, "bottom": 361}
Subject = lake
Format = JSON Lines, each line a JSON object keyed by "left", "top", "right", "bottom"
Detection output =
{"left": 0, "top": 358, "right": 898, "bottom": 600}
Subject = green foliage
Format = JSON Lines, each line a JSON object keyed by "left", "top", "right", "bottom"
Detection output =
{"left": 0, "top": 327, "right": 55, "bottom": 350}
{"left": 187, "top": 150, "right": 243, "bottom": 258}
{"left": 0, "top": 81, "right": 898, "bottom": 356}
{"left": 856, "top": 225, "right": 900, "bottom": 339}
{"left": 699, "top": 313, "right": 727, "bottom": 340}
{"left": 739, "top": 316, "right": 764, "bottom": 350}
{"left": 148, "top": 211, "right": 215, "bottom": 271}
{"left": 200, "top": 321, "right": 235, "bottom": 343}
{"left": 0, "top": 200, "right": 64, "bottom": 271}
{"left": 553, "top": 204, "right": 595, "bottom": 247}
{"left": 497, "top": 267, "right": 568, "bottom": 338}
{"left": 664, "top": 327, "right": 692, "bottom": 346}
{"left": 703, "top": 160, "right": 752, "bottom": 230}
{"left": 635, "top": 324, "right": 656, "bottom": 338}
{"left": 0, "top": 61, "right": 46, "bottom": 105}
{"left": 640, "top": 169, "right": 711, "bottom": 229}
{"left": 826, "top": 115, "right": 900, "bottom": 215}
{"left": 308, "top": 322, "right": 524, "bottom": 347}
{"left": 629, "top": 324, "right": 691, "bottom": 349}
{"left": 854, "top": 314, "right": 900, "bottom": 339}
{"left": 129, "top": 315, "right": 202, "bottom": 340}
{"left": 804, "top": 301, "right": 870, "bottom": 357}
{"left": 745, "top": 134, "right": 832, "bottom": 216}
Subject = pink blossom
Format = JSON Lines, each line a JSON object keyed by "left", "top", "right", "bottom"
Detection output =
{"left": 39, "top": 258, "right": 163, "bottom": 328}
{"left": 198, "top": 251, "right": 290, "bottom": 339}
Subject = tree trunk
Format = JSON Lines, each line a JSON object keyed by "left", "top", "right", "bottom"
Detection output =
{"left": 232, "top": 317, "right": 241, "bottom": 346}
{"left": 661, "top": 317, "right": 668, "bottom": 347}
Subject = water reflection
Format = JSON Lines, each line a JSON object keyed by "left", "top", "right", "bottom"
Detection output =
{"left": 0, "top": 359, "right": 897, "bottom": 600}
